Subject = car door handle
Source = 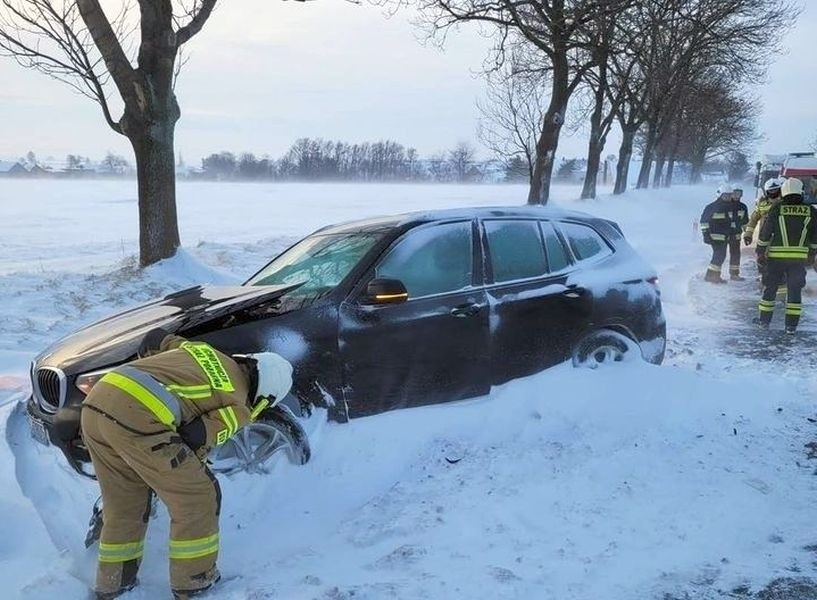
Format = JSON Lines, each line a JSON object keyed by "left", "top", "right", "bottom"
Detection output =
{"left": 451, "top": 303, "right": 481, "bottom": 318}
{"left": 561, "top": 286, "right": 586, "bottom": 299}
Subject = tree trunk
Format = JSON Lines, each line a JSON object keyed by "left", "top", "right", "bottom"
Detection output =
{"left": 665, "top": 158, "right": 676, "bottom": 187}
{"left": 690, "top": 154, "right": 706, "bottom": 184}
{"left": 614, "top": 126, "right": 636, "bottom": 195}
{"left": 636, "top": 121, "right": 658, "bottom": 189}
{"left": 528, "top": 58, "right": 569, "bottom": 205}
{"left": 130, "top": 127, "right": 180, "bottom": 266}
{"left": 652, "top": 155, "right": 665, "bottom": 188}
{"left": 580, "top": 89, "right": 605, "bottom": 200}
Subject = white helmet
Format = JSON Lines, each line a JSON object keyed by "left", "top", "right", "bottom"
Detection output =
{"left": 781, "top": 177, "right": 804, "bottom": 197}
{"left": 716, "top": 186, "right": 729, "bottom": 198}
{"left": 763, "top": 178, "right": 782, "bottom": 193}
{"left": 244, "top": 352, "right": 293, "bottom": 406}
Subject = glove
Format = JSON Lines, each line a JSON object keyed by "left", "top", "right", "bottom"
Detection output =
{"left": 743, "top": 235, "right": 752, "bottom": 246}
{"left": 178, "top": 417, "right": 206, "bottom": 452}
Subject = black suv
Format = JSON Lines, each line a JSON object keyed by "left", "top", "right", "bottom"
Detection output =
{"left": 27, "top": 207, "right": 665, "bottom": 476}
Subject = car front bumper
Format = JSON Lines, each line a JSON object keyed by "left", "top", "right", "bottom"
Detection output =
{"left": 26, "top": 394, "right": 93, "bottom": 477}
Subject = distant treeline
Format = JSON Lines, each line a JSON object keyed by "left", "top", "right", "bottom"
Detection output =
{"left": 195, "top": 138, "right": 519, "bottom": 183}
{"left": 1, "top": 141, "right": 534, "bottom": 183}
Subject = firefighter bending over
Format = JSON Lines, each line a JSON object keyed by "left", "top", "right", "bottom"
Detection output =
{"left": 756, "top": 178, "right": 817, "bottom": 333}
{"left": 80, "top": 329, "right": 293, "bottom": 599}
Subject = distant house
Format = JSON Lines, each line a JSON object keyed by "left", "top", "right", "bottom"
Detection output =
{"left": 28, "top": 165, "right": 50, "bottom": 177}
{"left": 0, "top": 161, "right": 29, "bottom": 176}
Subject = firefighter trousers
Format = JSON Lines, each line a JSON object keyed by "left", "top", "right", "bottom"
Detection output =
{"left": 81, "top": 387, "right": 221, "bottom": 596}
{"left": 727, "top": 236, "right": 741, "bottom": 276}
{"left": 707, "top": 240, "right": 742, "bottom": 275}
{"left": 758, "top": 259, "right": 806, "bottom": 329}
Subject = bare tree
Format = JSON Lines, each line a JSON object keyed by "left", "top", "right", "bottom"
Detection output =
{"left": 633, "top": 0, "right": 794, "bottom": 190}
{"left": 448, "top": 141, "right": 476, "bottom": 182}
{"left": 419, "top": 0, "right": 636, "bottom": 205}
{"left": 676, "top": 78, "right": 760, "bottom": 183}
{"left": 0, "top": 0, "right": 226, "bottom": 266}
{"left": 477, "top": 64, "right": 546, "bottom": 183}
{"left": 577, "top": 7, "right": 629, "bottom": 199}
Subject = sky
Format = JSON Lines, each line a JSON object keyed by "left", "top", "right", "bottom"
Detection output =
{"left": 0, "top": 0, "right": 814, "bottom": 166}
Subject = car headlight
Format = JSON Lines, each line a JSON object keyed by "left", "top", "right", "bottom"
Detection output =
{"left": 75, "top": 368, "right": 113, "bottom": 395}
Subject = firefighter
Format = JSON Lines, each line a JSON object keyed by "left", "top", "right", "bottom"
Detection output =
{"left": 743, "top": 177, "right": 783, "bottom": 246}
{"left": 728, "top": 187, "right": 749, "bottom": 280}
{"left": 700, "top": 187, "right": 743, "bottom": 283}
{"left": 80, "top": 329, "right": 293, "bottom": 599}
{"left": 756, "top": 178, "right": 817, "bottom": 333}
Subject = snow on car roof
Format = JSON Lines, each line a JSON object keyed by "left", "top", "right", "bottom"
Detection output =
{"left": 316, "top": 205, "right": 597, "bottom": 234}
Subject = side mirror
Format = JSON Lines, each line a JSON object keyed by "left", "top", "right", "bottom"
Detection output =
{"left": 365, "top": 278, "right": 409, "bottom": 305}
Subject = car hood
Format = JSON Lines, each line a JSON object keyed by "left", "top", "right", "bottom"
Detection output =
{"left": 36, "top": 284, "right": 298, "bottom": 373}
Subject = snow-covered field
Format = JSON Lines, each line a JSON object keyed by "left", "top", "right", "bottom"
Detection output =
{"left": 2, "top": 180, "right": 817, "bottom": 599}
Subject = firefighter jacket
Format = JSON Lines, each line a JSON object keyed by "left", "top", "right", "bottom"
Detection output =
{"left": 745, "top": 196, "right": 780, "bottom": 238}
{"left": 700, "top": 197, "right": 748, "bottom": 243}
{"left": 757, "top": 197, "right": 817, "bottom": 261}
{"left": 83, "top": 334, "right": 252, "bottom": 452}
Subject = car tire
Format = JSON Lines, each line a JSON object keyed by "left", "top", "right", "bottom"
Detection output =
{"left": 572, "top": 330, "right": 639, "bottom": 369}
{"left": 208, "top": 404, "right": 311, "bottom": 476}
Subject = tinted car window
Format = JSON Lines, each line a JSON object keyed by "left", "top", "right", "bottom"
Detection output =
{"left": 376, "top": 222, "right": 473, "bottom": 298}
{"left": 540, "top": 222, "right": 570, "bottom": 272}
{"left": 484, "top": 220, "right": 547, "bottom": 282}
{"left": 560, "top": 222, "right": 612, "bottom": 262}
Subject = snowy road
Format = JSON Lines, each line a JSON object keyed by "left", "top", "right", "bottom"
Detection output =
{"left": 2, "top": 181, "right": 817, "bottom": 599}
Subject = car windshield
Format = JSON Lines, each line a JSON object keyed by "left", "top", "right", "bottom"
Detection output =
{"left": 246, "top": 232, "right": 383, "bottom": 296}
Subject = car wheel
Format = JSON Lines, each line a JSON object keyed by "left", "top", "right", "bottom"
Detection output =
{"left": 572, "top": 330, "right": 638, "bottom": 369}
{"left": 208, "top": 404, "right": 311, "bottom": 476}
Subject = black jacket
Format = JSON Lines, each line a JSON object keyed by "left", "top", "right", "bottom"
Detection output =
{"left": 757, "top": 196, "right": 817, "bottom": 261}
{"left": 700, "top": 197, "right": 748, "bottom": 243}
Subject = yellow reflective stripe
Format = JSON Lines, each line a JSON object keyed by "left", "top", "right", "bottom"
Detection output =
{"left": 779, "top": 216, "right": 790, "bottom": 247}
{"left": 169, "top": 533, "right": 219, "bottom": 560}
{"left": 768, "top": 250, "right": 809, "bottom": 258}
{"left": 710, "top": 234, "right": 727, "bottom": 240}
{"left": 167, "top": 384, "right": 210, "bottom": 392}
{"left": 101, "top": 372, "right": 176, "bottom": 427}
{"left": 757, "top": 239, "right": 770, "bottom": 247}
{"left": 799, "top": 216, "right": 811, "bottom": 247}
{"left": 181, "top": 342, "right": 235, "bottom": 392}
{"left": 218, "top": 407, "right": 239, "bottom": 437}
{"left": 700, "top": 224, "right": 710, "bottom": 229}
{"left": 166, "top": 384, "right": 213, "bottom": 400}
{"left": 99, "top": 540, "right": 145, "bottom": 563}
{"left": 712, "top": 213, "right": 727, "bottom": 219}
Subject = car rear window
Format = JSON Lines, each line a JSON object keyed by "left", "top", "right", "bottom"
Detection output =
{"left": 540, "top": 222, "right": 570, "bottom": 272}
{"left": 375, "top": 221, "right": 473, "bottom": 298}
{"left": 559, "top": 222, "right": 612, "bottom": 262}
{"left": 484, "top": 220, "right": 547, "bottom": 283}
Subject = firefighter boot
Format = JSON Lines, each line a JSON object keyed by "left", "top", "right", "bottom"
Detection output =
{"left": 704, "top": 268, "right": 726, "bottom": 284}
{"left": 729, "top": 266, "right": 745, "bottom": 281}
{"left": 172, "top": 569, "right": 221, "bottom": 599}
{"left": 785, "top": 302, "right": 802, "bottom": 334}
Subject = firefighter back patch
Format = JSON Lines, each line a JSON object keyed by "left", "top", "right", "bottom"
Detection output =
{"left": 181, "top": 342, "right": 235, "bottom": 392}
